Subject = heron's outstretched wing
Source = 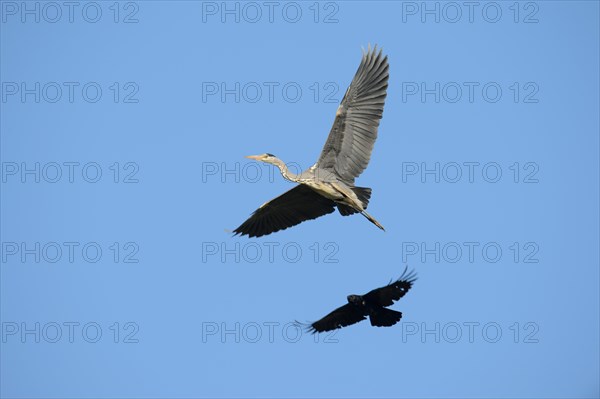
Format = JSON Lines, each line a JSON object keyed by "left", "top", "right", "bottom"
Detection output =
{"left": 233, "top": 185, "right": 336, "bottom": 238}
{"left": 363, "top": 267, "right": 417, "bottom": 307}
{"left": 304, "top": 303, "right": 367, "bottom": 334}
{"left": 316, "top": 45, "right": 389, "bottom": 182}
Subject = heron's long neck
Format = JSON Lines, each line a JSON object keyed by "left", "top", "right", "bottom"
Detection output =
{"left": 272, "top": 158, "right": 299, "bottom": 182}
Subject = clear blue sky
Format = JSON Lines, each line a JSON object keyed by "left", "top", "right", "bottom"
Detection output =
{"left": 1, "top": 1, "right": 599, "bottom": 398}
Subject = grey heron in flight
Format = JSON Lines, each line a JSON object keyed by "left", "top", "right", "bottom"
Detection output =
{"left": 234, "top": 45, "right": 389, "bottom": 238}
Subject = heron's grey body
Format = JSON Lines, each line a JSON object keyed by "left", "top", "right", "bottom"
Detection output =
{"left": 267, "top": 159, "right": 382, "bottom": 227}
{"left": 234, "top": 45, "right": 389, "bottom": 238}
{"left": 276, "top": 162, "right": 357, "bottom": 204}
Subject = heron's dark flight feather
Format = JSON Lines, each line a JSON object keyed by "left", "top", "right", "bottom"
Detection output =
{"left": 233, "top": 185, "right": 336, "bottom": 238}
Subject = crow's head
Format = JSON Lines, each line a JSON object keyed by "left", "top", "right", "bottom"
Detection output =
{"left": 347, "top": 295, "right": 363, "bottom": 305}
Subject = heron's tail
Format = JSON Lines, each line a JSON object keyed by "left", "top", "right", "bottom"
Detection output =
{"left": 361, "top": 210, "right": 385, "bottom": 231}
{"left": 351, "top": 187, "right": 372, "bottom": 209}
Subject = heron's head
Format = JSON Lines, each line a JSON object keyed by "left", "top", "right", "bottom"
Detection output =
{"left": 245, "top": 153, "right": 279, "bottom": 165}
{"left": 347, "top": 295, "right": 362, "bottom": 304}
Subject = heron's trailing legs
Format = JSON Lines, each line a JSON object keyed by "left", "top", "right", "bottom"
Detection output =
{"left": 361, "top": 210, "right": 385, "bottom": 231}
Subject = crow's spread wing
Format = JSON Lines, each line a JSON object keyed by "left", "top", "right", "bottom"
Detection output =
{"left": 363, "top": 267, "right": 417, "bottom": 307}
{"left": 304, "top": 303, "right": 367, "bottom": 334}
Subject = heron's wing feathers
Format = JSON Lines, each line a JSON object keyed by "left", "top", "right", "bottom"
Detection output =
{"left": 316, "top": 45, "right": 389, "bottom": 182}
{"left": 307, "top": 303, "right": 367, "bottom": 334}
{"left": 363, "top": 268, "right": 417, "bottom": 307}
{"left": 233, "top": 185, "right": 336, "bottom": 238}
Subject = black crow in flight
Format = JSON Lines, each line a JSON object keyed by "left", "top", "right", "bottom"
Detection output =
{"left": 299, "top": 268, "right": 417, "bottom": 334}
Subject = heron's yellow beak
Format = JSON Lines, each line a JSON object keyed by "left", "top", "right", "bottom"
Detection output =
{"left": 245, "top": 155, "right": 262, "bottom": 161}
